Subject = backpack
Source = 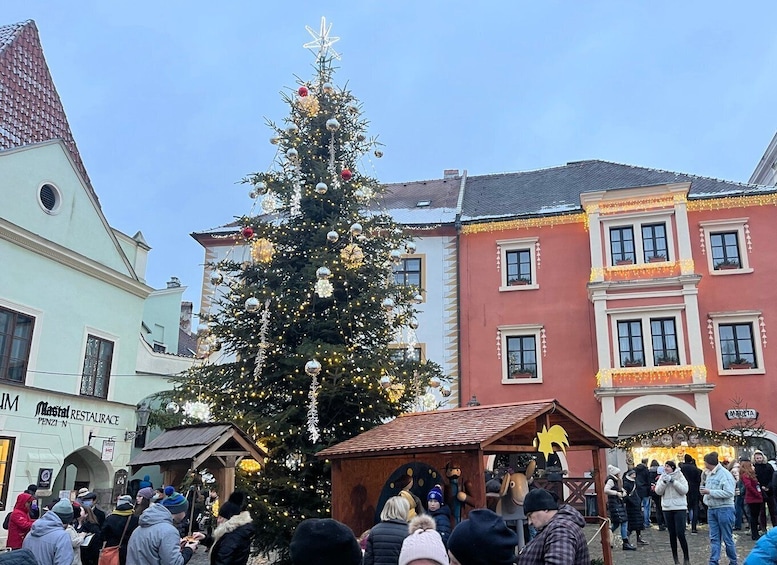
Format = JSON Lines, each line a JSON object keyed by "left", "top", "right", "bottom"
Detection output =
{"left": 3, "top": 512, "right": 10, "bottom": 530}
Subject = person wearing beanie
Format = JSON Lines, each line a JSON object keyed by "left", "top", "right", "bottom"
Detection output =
{"left": 515, "top": 488, "right": 588, "bottom": 564}
{"left": 655, "top": 461, "right": 690, "bottom": 565}
{"left": 289, "top": 518, "right": 362, "bottom": 565}
{"left": 700, "top": 451, "right": 738, "bottom": 565}
{"left": 22, "top": 498, "right": 74, "bottom": 565}
{"left": 127, "top": 491, "right": 198, "bottom": 565}
{"left": 100, "top": 495, "right": 139, "bottom": 565}
{"left": 398, "top": 515, "right": 448, "bottom": 565}
{"left": 679, "top": 454, "right": 702, "bottom": 533}
{"left": 139, "top": 475, "right": 153, "bottom": 490}
{"left": 197, "top": 491, "right": 253, "bottom": 565}
{"left": 447, "top": 508, "right": 518, "bottom": 565}
{"left": 135, "top": 487, "right": 155, "bottom": 517}
{"left": 426, "top": 485, "right": 452, "bottom": 546}
{"left": 6, "top": 492, "right": 36, "bottom": 549}
{"left": 603, "top": 466, "right": 636, "bottom": 551}
{"left": 363, "top": 495, "right": 411, "bottom": 565}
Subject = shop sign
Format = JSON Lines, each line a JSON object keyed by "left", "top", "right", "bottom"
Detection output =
{"left": 726, "top": 408, "right": 758, "bottom": 420}
{"left": 0, "top": 393, "right": 19, "bottom": 412}
{"left": 37, "top": 468, "right": 53, "bottom": 490}
{"left": 101, "top": 440, "right": 116, "bottom": 461}
{"left": 34, "top": 401, "right": 120, "bottom": 428}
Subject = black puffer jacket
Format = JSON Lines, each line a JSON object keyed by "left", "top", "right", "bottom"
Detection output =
{"left": 203, "top": 511, "right": 254, "bottom": 565}
{"left": 363, "top": 519, "right": 408, "bottom": 565}
{"left": 100, "top": 510, "right": 139, "bottom": 565}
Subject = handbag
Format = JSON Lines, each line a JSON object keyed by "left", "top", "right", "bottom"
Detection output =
{"left": 98, "top": 516, "right": 131, "bottom": 565}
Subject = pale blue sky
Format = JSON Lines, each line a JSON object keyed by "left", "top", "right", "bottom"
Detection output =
{"left": 3, "top": 1, "right": 777, "bottom": 306}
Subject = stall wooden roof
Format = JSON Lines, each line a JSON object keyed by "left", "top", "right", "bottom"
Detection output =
{"left": 127, "top": 422, "right": 266, "bottom": 471}
{"left": 317, "top": 399, "right": 613, "bottom": 460}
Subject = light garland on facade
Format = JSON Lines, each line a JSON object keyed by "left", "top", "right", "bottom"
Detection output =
{"left": 461, "top": 213, "right": 585, "bottom": 235}
{"left": 589, "top": 259, "right": 695, "bottom": 282}
{"left": 615, "top": 423, "right": 746, "bottom": 449}
{"left": 687, "top": 193, "right": 777, "bottom": 211}
{"left": 595, "top": 364, "right": 706, "bottom": 387}
{"left": 586, "top": 194, "right": 682, "bottom": 217}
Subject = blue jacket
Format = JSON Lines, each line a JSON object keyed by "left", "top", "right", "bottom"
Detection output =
{"left": 21, "top": 510, "right": 73, "bottom": 565}
{"left": 744, "top": 525, "right": 777, "bottom": 564}
{"left": 703, "top": 464, "right": 735, "bottom": 509}
{"left": 428, "top": 506, "right": 452, "bottom": 546}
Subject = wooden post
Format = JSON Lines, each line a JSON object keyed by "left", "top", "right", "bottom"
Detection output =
{"left": 593, "top": 448, "right": 613, "bottom": 565}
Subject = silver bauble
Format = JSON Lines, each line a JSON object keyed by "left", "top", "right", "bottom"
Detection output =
{"left": 356, "top": 133, "right": 366, "bottom": 142}
{"left": 316, "top": 266, "right": 331, "bottom": 279}
{"left": 270, "top": 135, "right": 281, "bottom": 145}
{"left": 210, "top": 271, "right": 223, "bottom": 285}
{"left": 305, "top": 359, "right": 322, "bottom": 377}
{"left": 414, "top": 293, "right": 424, "bottom": 304}
{"left": 327, "top": 230, "right": 340, "bottom": 243}
{"left": 429, "top": 376, "right": 441, "bottom": 388}
{"left": 286, "top": 123, "right": 299, "bottom": 135}
{"left": 405, "top": 241, "right": 417, "bottom": 254}
{"left": 380, "top": 375, "right": 392, "bottom": 389}
{"left": 322, "top": 82, "right": 334, "bottom": 94}
{"left": 286, "top": 148, "right": 299, "bottom": 160}
{"left": 381, "top": 298, "right": 395, "bottom": 311}
{"left": 440, "top": 386, "right": 451, "bottom": 397}
{"left": 254, "top": 181, "right": 268, "bottom": 194}
{"left": 166, "top": 401, "right": 180, "bottom": 414}
{"left": 350, "top": 223, "right": 363, "bottom": 236}
{"left": 326, "top": 118, "right": 340, "bottom": 131}
{"left": 315, "top": 182, "right": 328, "bottom": 194}
{"left": 408, "top": 318, "right": 419, "bottom": 330}
{"left": 390, "top": 249, "right": 402, "bottom": 264}
{"left": 374, "top": 150, "right": 383, "bottom": 158}
{"left": 245, "top": 297, "right": 261, "bottom": 312}
{"left": 249, "top": 189, "right": 257, "bottom": 199}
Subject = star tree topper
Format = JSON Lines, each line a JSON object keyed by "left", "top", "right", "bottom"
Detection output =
{"left": 303, "top": 16, "right": 341, "bottom": 60}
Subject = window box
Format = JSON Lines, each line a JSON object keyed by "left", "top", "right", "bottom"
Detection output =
{"left": 648, "top": 255, "right": 667, "bottom": 263}
{"left": 508, "top": 277, "right": 531, "bottom": 286}
{"left": 728, "top": 359, "right": 753, "bottom": 370}
{"left": 623, "top": 358, "right": 643, "bottom": 368}
{"left": 715, "top": 260, "right": 741, "bottom": 271}
{"left": 656, "top": 356, "right": 679, "bottom": 366}
{"left": 615, "top": 259, "right": 634, "bottom": 266}
{"left": 510, "top": 369, "right": 535, "bottom": 379}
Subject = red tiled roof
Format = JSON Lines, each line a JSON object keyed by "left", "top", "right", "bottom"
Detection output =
{"left": 317, "top": 399, "right": 613, "bottom": 459}
{"left": 0, "top": 20, "right": 95, "bottom": 198}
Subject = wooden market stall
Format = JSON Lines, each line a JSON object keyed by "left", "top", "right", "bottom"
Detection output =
{"left": 127, "top": 422, "right": 266, "bottom": 503}
{"left": 317, "top": 399, "right": 615, "bottom": 564}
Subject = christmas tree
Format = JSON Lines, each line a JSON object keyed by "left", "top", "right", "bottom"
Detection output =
{"left": 171, "top": 18, "right": 445, "bottom": 562}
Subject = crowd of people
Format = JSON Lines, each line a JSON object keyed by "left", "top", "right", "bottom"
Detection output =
{"left": 0, "top": 480, "right": 254, "bottom": 565}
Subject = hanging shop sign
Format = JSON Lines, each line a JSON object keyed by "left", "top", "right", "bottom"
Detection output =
{"left": 37, "top": 468, "right": 53, "bottom": 490}
{"left": 101, "top": 440, "right": 116, "bottom": 462}
{"left": 726, "top": 408, "right": 758, "bottom": 420}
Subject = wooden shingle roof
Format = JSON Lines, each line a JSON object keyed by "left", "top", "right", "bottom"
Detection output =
{"left": 317, "top": 399, "right": 613, "bottom": 460}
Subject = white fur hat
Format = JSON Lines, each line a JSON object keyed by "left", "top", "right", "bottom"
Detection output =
{"left": 399, "top": 515, "right": 447, "bottom": 565}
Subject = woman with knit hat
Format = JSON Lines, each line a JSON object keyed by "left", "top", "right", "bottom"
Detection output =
{"left": 100, "top": 495, "right": 139, "bottom": 565}
{"left": 198, "top": 491, "right": 254, "bottom": 565}
{"left": 135, "top": 487, "right": 155, "bottom": 517}
{"left": 398, "top": 515, "right": 448, "bottom": 565}
{"left": 603, "top": 465, "right": 637, "bottom": 551}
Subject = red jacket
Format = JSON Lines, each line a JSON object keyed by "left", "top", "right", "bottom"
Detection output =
{"left": 743, "top": 474, "right": 763, "bottom": 505}
{"left": 6, "top": 492, "right": 35, "bottom": 549}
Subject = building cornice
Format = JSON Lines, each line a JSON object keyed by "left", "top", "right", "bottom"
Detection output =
{"left": 594, "top": 383, "right": 715, "bottom": 399}
{"left": 0, "top": 218, "right": 152, "bottom": 299}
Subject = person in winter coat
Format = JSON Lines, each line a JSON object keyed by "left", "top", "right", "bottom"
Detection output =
{"left": 700, "top": 451, "right": 738, "bottom": 565}
{"left": 22, "top": 499, "right": 75, "bottom": 565}
{"left": 742, "top": 458, "right": 765, "bottom": 541}
{"left": 397, "top": 515, "right": 448, "bottom": 565}
{"left": 75, "top": 504, "right": 101, "bottom": 565}
{"left": 289, "top": 518, "right": 362, "bottom": 565}
{"left": 623, "top": 469, "right": 649, "bottom": 545}
{"left": 680, "top": 454, "right": 703, "bottom": 533}
{"left": 655, "top": 460, "right": 690, "bottom": 565}
{"left": 363, "top": 495, "right": 411, "bottom": 565}
{"left": 649, "top": 459, "right": 666, "bottom": 530}
{"left": 754, "top": 450, "right": 777, "bottom": 531}
{"left": 447, "top": 508, "right": 518, "bottom": 565}
{"left": 604, "top": 465, "right": 637, "bottom": 551}
{"left": 0, "top": 548, "right": 38, "bottom": 565}
{"left": 425, "top": 485, "right": 451, "bottom": 547}
{"left": 100, "top": 495, "right": 139, "bottom": 565}
{"left": 199, "top": 491, "right": 254, "bottom": 565}
{"left": 744, "top": 524, "right": 777, "bottom": 565}
{"left": 516, "top": 488, "right": 588, "bottom": 565}
{"left": 126, "top": 491, "right": 199, "bottom": 565}
{"left": 7, "top": 492, "right": 36, "bottom": 549}
{"left": 634, "top": 458, "right": 652, "bottom": 529}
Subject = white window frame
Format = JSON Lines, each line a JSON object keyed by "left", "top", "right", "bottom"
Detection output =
{"left": 602, "top": 212, "right": 675, "bottom": 267}
{"left": 497, "top": 237, "right": 539, "bottom": 291}
{"left": 709, "top": 311, "right": 765, "bottom": 375}
{"left": 499, "top": 324, "right": 543, "bottom": 384}
{"left": 393, "top": 254, "right": 427, "bottom": 303}
{"left": 700, "top": 219, "right": 753, "bottom": 275}
{"left": 607, "top": 306, "right": 686, "bottom": 368}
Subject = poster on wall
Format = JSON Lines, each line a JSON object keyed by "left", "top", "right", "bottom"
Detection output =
{"left": 101, "top": 440, "right": 115, "bottom": 461}
{"left": 37, "top": 468, "right": 53, "bottom": 490}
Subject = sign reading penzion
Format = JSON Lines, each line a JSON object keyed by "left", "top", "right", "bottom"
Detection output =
{"left": 35, "top": 401, "right": 120, "bottom": 425}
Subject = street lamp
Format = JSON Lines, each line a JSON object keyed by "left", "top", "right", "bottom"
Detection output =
{"left": 125, "top": 403, "right": 152, "bottom": 441}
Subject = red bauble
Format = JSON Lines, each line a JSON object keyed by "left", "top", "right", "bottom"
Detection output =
{"left": 241, "top": 227, "right": 254, "bottom": 239}
{"left": 341, "top": 169, "right": 353, "bottom": 181}
{"left": 298, "top": 86, "right": 309, "bottom": 97}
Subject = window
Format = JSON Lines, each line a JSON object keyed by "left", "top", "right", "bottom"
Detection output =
{"left": 651, "top": 318, "right": 678, "bottom": 364}
{"left": 617, "top": 320, "right": 644, "bottom": 366}
{"left": 719, "top": 323, "right": 756, "bottom": 369}
{"left": 710, "top": 232, "right": 741, "bottom": 270}
{"left": 81, "top": 335, "right": 114, "bottom": 398}
{"left": 0, "top": 306, "right": 34, "bottom": 383}
{"left": 505, "top": 250, "right": 532, "bottom": 286}
{"left": 37, "top": 183, "right": 62, "bottom": 215}
{"left": 0, "top": 437, "right": 14, "bottom": 512}
{"left": 708, "top": 311, "right": 764, "bottom": 375}
{"left": 497, "top": 237, "right": 539, "bottom": 291}
{"left": 499, "top": 324, "right": 543, "bottom": 383}
{"left": 393, "top": 258, "right": 421, "bottom": 287}
{"left": 642, "top": 223, "right": 669, "bottom": 262}
{"left": 700, "top": 219, "right": 752, "bottom": 274}
{"left": 610, "top": 227, "right": 635, "bottom": 264}
{"left": 152, "top": 343, "right": 167, "bottom": 354}
{"left": 506, "top": 336, "right": 537, "bottom": 378}
{"left": 389, "top": 345, "right": 423, "bottom": 363}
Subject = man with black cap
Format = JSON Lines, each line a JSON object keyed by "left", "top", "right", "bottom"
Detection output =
{"left": 289, "top": 518, "right": 362, "bottom": 565}
{"left": 22, "top": 498, "right": 75, "bottom": 565}
{"left": 447, "top": 508, "right": 519, "bottom": 565}
{"left": 515, "top": 488, "right": 589, "bottom": 565}
{"left": 126, "top": 490, "right": 199, "bottom": 565}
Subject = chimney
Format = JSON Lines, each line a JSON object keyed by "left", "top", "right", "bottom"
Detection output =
{"left": 443, "top": 169, "right": 459, "bottom": 180}
{"left": 166, "top": 276, "right": 181, "bottom": 288}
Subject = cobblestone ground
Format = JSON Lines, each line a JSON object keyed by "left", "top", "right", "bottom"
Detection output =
{"left": 188, "top": 523, "right": 763, "bottom": 565}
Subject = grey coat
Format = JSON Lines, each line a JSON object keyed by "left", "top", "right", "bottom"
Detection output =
{"left": 126, "top": 503, "right": 193, "bottom": 565}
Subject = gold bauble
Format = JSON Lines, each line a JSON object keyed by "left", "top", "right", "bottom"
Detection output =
{"left": 340, "top": 243, "right": 364, "bottom": 269}
{"left": 251, "top": 238, "right": 275, "bottom": 263}
{"left": 297, "top": 95, "right": 320, "bottom": 116}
